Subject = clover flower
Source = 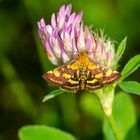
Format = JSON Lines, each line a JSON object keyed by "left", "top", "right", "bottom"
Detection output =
{"left": 38, "top": 4, "right": 115, "bottom": 68}
{"left": 38, "top": 4, "right": 83, "bottom": 65}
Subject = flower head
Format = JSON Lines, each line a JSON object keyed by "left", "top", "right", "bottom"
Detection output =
{"left": 38, "top": 4, "right": 115, "bottom": 68}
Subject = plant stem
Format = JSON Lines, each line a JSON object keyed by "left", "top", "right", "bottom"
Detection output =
{"left": 106, "top": 114, "right": 122, "bottom": 140}
{"left": 95, "top": 87, "right": 122, "bottom": 140}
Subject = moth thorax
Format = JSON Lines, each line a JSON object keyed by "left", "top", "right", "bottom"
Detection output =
{"left": 80, "top": 66, "right": 87, "bottom": 75}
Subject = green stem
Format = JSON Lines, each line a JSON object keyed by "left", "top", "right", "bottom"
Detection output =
{"left": 106, "top": 114, "right": 122, "bottom": 140}
{"left": 95, "top": 87, "right": 122, "bottom": 140}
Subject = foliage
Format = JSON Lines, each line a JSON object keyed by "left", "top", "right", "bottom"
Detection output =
{"left": 19, "top": 125, "right": 76, "bottom": 140}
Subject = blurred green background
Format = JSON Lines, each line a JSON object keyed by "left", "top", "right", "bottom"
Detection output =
{"left": 0, "top": 0, "right": 140, "bottom": 140}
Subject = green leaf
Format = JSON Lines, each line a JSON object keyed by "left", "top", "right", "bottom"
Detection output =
{"left": 119, "top": 81, "right": 140, "bottom": 95}
{"left": 121, "top": 55, "right": 140, "bottom": 81}
{"left": 43, "top": 89, "right": 66, "bottom": 102}
{"left": 115, "top": 37, "right": 127, "bottom": 63}
{"left": 103, "top": 92, "right": 136, "bottom": 140}
{"left": 18, "top": 125, "right": 77, "bottom": 140}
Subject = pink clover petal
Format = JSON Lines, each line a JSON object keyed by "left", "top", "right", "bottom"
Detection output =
{"left": 65, "top": 4, "right": 72, "bottom": 17}
{"left": 53, "top": 39, "right": 62, "bottom": 58}
{"left": 57, "top": 5, "right": 66, "bottom": 30}
{"left": 51, "top": 14, "right": 57, "bottom": 29}
{"left": 40, "top": 18, "right": 46, "bottom": 28}
{"left": 45, "top": 42, "right": 58, "bottom": 65}
{"left": 85, "top": 28, "right": 95, "bottom": 53}
{"left": 77, "top": 28, "right": 85, "bottom": 51}
{"left": 62, "top": 49, "right": 70, "bottom": 63}
{"left": 67, "top": 13, "right": 76, "bottom": 27}
{"left": 96, "top": 37, "right": 103, "bottom": 56}
{"left": 63, "top": 32, "right": 72, "bottom": 52}
{"left": 74, "top": 12, "right": 83, "bottom": 26}
{"left": 107, "top": 52, "right": 112, "bottom": 67}
{"left": 45, "top": 25, "right": 53, "bottom": 36}
{"left": 72, "top": 38, "right": 78, "bottom": 52}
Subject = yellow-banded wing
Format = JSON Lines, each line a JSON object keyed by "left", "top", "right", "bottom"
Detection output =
{"left": 85, "top": 64, "right": 120, "bottom": 91}
{"left": 42, "top": 59, "right": 80, "bottom": 92}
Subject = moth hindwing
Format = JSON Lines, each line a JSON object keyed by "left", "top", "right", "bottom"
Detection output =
{"left": 43, "top": 51, "right": 120, "bottom": 92}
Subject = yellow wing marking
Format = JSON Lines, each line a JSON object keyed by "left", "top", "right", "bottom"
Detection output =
{"left": 68, "top": 79, "right": 79, "bottom": 84}
{"left": 95, "top": 73, "right": 103, "bottom": 79}
{"left": 69, "top": 60, "right": 80, "bottom": 70}
{"left": 67, "top": 64, "right": 71, "bottom": 69}
{"left": 106, "top": 70, "right": 112, "bottom": 77}
{"left": 63, "top": 73, "right": 71, "bottom": 79}
{"left": 113, "top": 71, "right": 118, "bottom": 73}
{"left": 87, "top": 79, "right": 97, "bottom": 84}
{"left": 53, "top": 69, "right": 60, "bottom": 77}
{"left": 88, "top": 63, "right": 97, "bottom": 70}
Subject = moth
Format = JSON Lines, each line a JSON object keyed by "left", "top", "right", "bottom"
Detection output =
{"left": 43, "top": 51, "right": 120, "bottom": 92}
